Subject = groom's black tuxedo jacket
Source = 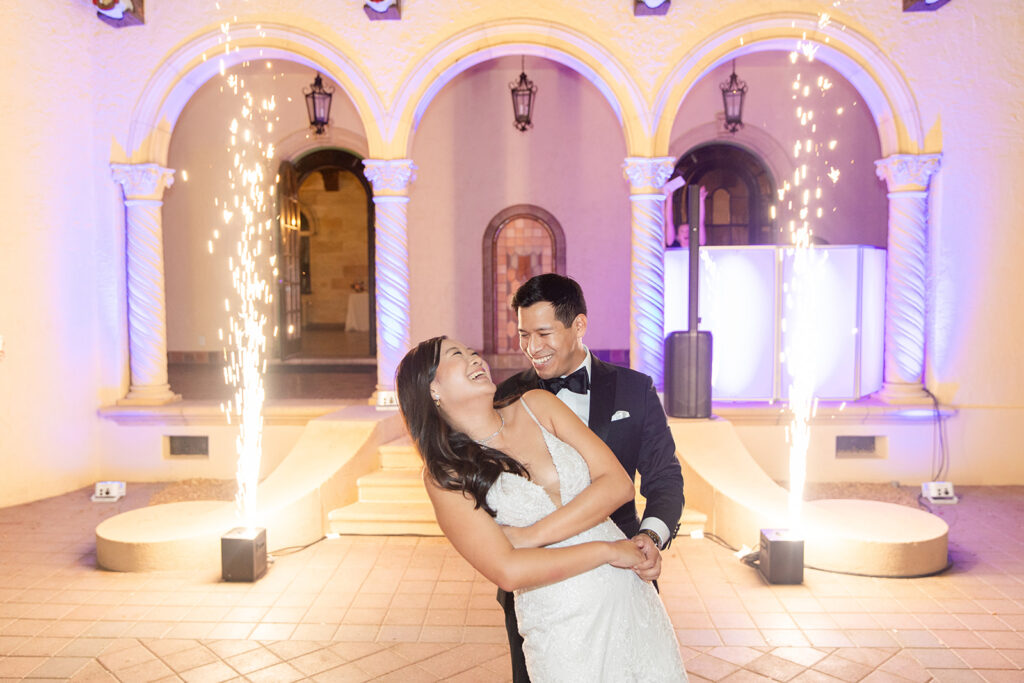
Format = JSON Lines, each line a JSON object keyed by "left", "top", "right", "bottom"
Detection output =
{"left": 494, "top": 356, "right": 684, "bottom": 543}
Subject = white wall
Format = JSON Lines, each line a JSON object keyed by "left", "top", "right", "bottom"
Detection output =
{"left": 0, "top": 2, "right": 113, "bottom": 506}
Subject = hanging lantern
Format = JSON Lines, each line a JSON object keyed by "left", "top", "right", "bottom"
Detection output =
{"left": 720, "top": 60, "right": 748, "bottom": 134}
{"left": 509, "top": 57, "right": 538, "bottom": 132}
{"left": 304, "top": 74, "right": 333, "bottom": 135}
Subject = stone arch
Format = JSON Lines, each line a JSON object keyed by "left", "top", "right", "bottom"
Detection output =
{"left": 124, "top": 22, "right": 386, "bottom": 166}
{"left": 387, "top": 20, "right": 649, "bottom": 157}
{"left": 652, "top": 14, "right": 924, "bottom": 157}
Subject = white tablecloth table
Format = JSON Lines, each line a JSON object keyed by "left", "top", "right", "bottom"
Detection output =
{"left": 345, "top": 291, "right": 370, "bottom": 332}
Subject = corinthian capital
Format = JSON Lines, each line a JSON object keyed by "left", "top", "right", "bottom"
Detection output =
{"left": 110, "top": 163, "right": 175, "bottom": 200}
{"left": 622, "top": 157, "right": 676, "bottom": 194}
{"left": 874, "top": 154, "right": 941, "bottom": 192}
{"left": 363, "top": 159, "right": 417, "bottom": 195}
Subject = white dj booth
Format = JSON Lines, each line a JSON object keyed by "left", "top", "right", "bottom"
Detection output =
{"left": 663, "top": 245, "right": 885, "bottom": 402}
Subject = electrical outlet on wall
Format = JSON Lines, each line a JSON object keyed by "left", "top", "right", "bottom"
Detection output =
{"left": 922, "top": 481, "right": 958, "bottom": 504}
{"left": 91, "top": 481, "right": 126, "bottom": 502}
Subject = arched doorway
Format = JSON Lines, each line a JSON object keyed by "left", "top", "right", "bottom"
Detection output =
{"left": 670, "top": 144, "right": 776, "bottom": 246}
{"left": 277, "top": 149, "right": 376, "bottom": 360}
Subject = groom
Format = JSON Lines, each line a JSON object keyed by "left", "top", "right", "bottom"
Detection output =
{"left": 494, "top": 273, "right": 685, "bottom": 683}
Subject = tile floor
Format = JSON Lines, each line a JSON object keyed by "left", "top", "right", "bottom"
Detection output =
{"left": 1, "top": 484, "right": 1022, "bottom": 681}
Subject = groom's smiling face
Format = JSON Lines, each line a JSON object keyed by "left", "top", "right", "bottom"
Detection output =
{"left": 517, "top": 302, "right": 588, "bottom": 380}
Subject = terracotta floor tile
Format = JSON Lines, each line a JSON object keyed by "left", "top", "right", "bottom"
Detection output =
{"left": 0, "top": 656, "right": 47, "bottom": 677}
{"left": 162, "top": 644, "right": 219, "bottom": 672}
{"left": 290, "top": 647, "right": 348, "bottom": 676}
{"left": 746, "top": 653, "right": 806, "bottom": 681}
{"left": 224, "top": 645, "right": 283, "bottom": 674}
{"left": 719, "top": 629, "right": 768, "bottom": 647}
{"left": 676, "top": 628, "right": 725, "bottom": 647}
{"left": 924, "top": 669, "right": 986, "bottom": 682}
{"left": 811, "top": 652, "right": 874, "bottom": 682}
{"left": 178, "top": 659, "right": 241, "bottom": 683}
{"left": 686, "top": 652, "right": 741, "bottom": 679}
{"left": 97, "top": 642, "right": 158, "bottom": 671}
{"left": 949, "top": 648, "right": 1016, "bottom": 669}
{"left": 112, "top": 656, "right": 176, "bottom": 681}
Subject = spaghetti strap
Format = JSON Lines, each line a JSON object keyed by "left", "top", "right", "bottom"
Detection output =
{"left": 518, "top": 396, "right": 543, "bottom": 429}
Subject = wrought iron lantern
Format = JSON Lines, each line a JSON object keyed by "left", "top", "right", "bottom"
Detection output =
{"left": 509, "top": 57, "right": 538, "bottom": 132}
{"left": 720, "top": 60, "right": 748, "bottom": 134}
{"left": 304, "top": 74, "right": 333, "bottom": 135}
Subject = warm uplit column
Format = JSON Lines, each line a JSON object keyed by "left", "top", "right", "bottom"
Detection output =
{"left": 874, "top": 153, "right": 941, "bottom": 404}
{"left": 110, "top": 163, "right": 180, "bottom": 405}
{"left": 363, "top": 159, "right": 416, "bottom": 407}
{"left": 623, "top": 156, "right": 676, "bottom": 389}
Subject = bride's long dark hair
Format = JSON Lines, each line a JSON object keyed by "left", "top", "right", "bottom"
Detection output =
{"left": 395, "top": 336, "right": 528, "bottom": 517}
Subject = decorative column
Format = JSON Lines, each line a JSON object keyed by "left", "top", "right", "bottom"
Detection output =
{"left": 874, "top": 153, "right": 941, "bottom": 404}
{"left": 623, "top": 156, "right": 676, "bottom": 389}
{"left": 110, "top": 163, "right": 180, "bottom": 405}
{"left": 363, "top": 159, "right": 416, "bottom": 407}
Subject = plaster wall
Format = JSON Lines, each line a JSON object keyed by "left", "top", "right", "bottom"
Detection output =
{"left": 0, "top": 2, "right": 111, "bottom": 506}
{"left": 1, "top": 0, "right": 1023, "bottom": 506}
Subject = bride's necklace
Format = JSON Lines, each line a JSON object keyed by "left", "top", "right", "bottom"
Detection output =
{"left": 473, "top": 413, "right": 505, "bottom": 446}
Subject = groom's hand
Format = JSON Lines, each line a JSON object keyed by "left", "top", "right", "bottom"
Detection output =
{"left": 630, "top": 533, "right": 662, "bottom": 581}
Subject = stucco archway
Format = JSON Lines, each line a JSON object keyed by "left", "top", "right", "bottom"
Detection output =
{"left": 387, "top": 20, "right": 649, "bottom": 157}
{"left": 124, "top": 22, "right": 386, "bottom": 165}
{"left": 653, "top": 14, "right": 924, "bottom": 157}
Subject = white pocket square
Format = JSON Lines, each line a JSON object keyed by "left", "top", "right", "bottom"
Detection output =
{"left": 611, "top": 410, "right": 630, "bottom": 421}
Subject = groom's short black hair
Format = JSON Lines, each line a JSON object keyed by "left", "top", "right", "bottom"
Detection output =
{"left": 511, "top": 274, "right": 587, "bottom": 328}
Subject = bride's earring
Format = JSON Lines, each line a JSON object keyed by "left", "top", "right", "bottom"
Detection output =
{"left": 432, "top": 393, "right": 441, "bottom": 408}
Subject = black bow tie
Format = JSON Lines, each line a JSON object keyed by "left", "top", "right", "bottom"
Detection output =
{"left": 539, "top": 367, "right": 590, "bottom": 395}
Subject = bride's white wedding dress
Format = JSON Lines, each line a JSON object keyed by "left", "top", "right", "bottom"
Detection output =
{"left": 486, "top": 400, "right": 687, "bottom": 682}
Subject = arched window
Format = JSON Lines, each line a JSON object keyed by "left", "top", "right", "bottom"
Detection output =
{"left": 482, "top": 206, "right": 566, "bottom": 355}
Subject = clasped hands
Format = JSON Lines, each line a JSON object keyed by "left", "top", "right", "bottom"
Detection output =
{"left": 501, "top": 524, "right": 662, "bottom": 582}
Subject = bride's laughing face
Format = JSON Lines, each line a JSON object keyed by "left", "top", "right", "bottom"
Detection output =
{"left": 430, "top": 339, "right": 495, "bottom": 407}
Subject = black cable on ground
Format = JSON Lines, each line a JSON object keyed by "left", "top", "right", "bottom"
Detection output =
{"left": 269, "top": 535, "right": 327, "bottom": 557}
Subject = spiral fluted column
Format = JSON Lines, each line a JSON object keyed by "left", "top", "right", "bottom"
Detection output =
{"left": 110, "top": 163, "right": 180, "bottom": 405}
{"left": 623, "top": 157, "right": 676, "bottom": 389}
{"left": 874, "top": 153, "right": 941, "bottom": 404}
{"left": 363, "top": 159, "right": 416, "bottom": 407}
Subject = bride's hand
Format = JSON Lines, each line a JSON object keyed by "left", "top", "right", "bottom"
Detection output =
{"left": 606, "top": 539, "right": 645, "bottom": 569}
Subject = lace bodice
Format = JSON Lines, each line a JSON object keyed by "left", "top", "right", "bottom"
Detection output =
{"left": 485, "top": 400, "right": 593, "bottom": 536}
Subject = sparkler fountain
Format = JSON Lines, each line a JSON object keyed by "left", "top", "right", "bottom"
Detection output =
{"left": 215, "top": 64, "right": 278, "bottom": 530}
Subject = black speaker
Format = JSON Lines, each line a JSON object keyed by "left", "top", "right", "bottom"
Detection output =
{"left": 221, "top": 527, "right": 268, "bottom": 582}
{"left": 758, "top": 529, "right": 804, "bottom": 584}
{"left": 664, "top": 331, "right": 712, "bottom": 418}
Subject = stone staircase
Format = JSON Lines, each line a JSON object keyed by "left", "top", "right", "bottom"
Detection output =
{"left": 328, "top": 436, "right": 706, "bottom": 537}
{"left": 328, "top": 436, "right": 441, "bottom": 536}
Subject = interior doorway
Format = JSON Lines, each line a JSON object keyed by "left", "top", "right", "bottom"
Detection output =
{"left": 277, "top": 149, "right": 376, "bottom": 362}
{"left": 670, "top": 143, "right": 776, "bottom": 246}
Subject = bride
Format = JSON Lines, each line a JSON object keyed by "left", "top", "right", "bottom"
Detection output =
{"left": 396, "top": 336, "right": 686, "bottom": 682}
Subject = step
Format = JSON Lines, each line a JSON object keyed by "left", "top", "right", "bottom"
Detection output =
{"left": 677, "top": 508, "right": 708, "bottom": 536}
{"left": 379, "top": 438, "right": 420, "bottom": 469}
{"left": 328, "top": 501, "right": 442, "bottom": 536}
{"left": 357, "top": 468, "right": 429, "bottom": 503}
